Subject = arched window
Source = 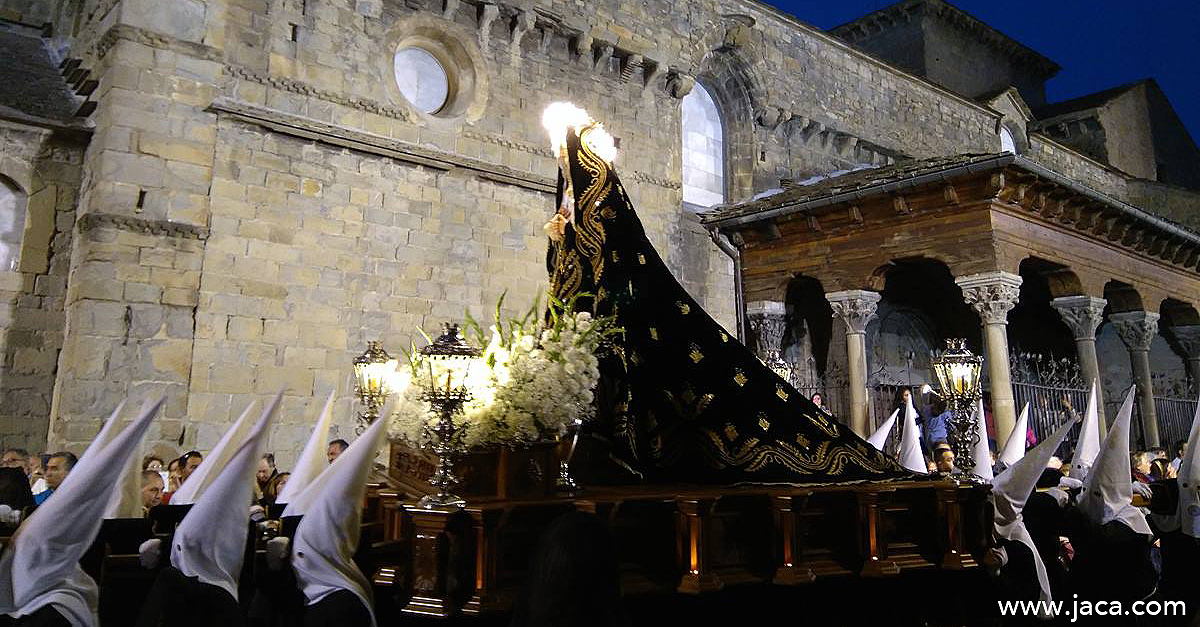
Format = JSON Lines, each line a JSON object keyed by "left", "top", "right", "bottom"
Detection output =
{"left": 1000, "top": 127, "right": 1016, "bottom": 154}
{"left": 681, "top": 82, "right": 725, "bottom": 207}
{"left": 0, "top": 177, "right": 26, "bottom": 272}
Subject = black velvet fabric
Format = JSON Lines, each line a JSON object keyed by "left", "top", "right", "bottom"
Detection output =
{"left": 134, "top": 565, "right": 244, "bottom": 627}
{"left": 300, "top": 590, "right": 371, "bottom": 627}
{"left": 0, "top": 606, "right": 71, "bottom": 627}
{"left": 548, "top": 125, "right": 913, "bottom": 485}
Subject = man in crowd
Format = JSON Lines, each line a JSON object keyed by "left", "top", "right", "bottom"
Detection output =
{"left": 34, "top": 451, "right": 77, "bottom": 505}
{"left": 1, "top": 448, "right": 30, "bottom": 475}
{"left": 327, "top": 439, "right": 348, "bottom": 464}
{"left": 141, "top": 470, "right": 164, "bottom": 515}
{"left": 933, "top": 445, "right": 955, "bottom": 475}
{"left": 162, "top": 451, "right": 202, "bottom": 504}
{"left": 256, "top": 453, "right": 277, "bottom": 497}
{"left": 1171, "top": 439, "right": 1187, "bottom": 474}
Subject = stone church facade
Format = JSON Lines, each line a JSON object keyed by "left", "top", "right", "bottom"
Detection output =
{"left": 0, "top": 0, "right": 1196, "bottom": 464}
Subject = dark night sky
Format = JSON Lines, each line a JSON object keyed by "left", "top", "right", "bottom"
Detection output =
{"left": 762, "top": 0, "right": 1200, "bottom": 142}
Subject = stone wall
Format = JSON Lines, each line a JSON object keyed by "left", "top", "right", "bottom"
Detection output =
{"left": 0, "top": 122, "right": 83, "bottom": 452}
{"left": 19, "top": 0, "right": 1180, "bottom": 465}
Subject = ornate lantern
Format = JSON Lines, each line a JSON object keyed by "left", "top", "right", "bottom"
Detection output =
{"left": 931, "top": 338, "right": 985, "bottom": 481}
{"left": 416, "top": 323, "right": 481, "bottom": 509}
{"left": 352, "top": 341, "right": 397, "bottom": 433}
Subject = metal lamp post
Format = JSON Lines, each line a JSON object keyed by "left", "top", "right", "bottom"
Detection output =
{"left": 416, "top": 323, "right": 481, "bottom": 510}
{"left": 931, "top": 338, "right": 985, "bottom": 482}
{"left": 353, "top": 341, "right": 398, "bottom": 434}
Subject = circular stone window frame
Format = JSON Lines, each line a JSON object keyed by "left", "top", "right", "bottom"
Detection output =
{"left": 382, "top": 15, "right": 489, "bottom": 125}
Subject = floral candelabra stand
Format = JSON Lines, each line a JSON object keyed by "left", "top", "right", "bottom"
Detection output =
{"left": 417, "top": 323, "right": 481, "bottom": 510}
{"left": 931, "top": 338, "right": 985, "bottom": 483}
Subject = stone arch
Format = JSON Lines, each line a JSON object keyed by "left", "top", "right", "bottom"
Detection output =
{"left": 875, "top": 256, "right": 982, "bottom": 359}
{"left": 784, "top": 273, "right": 833, "bottom": 383}
{"left": 686, "top": 21, "right": 771, "bottom": 203}
{"left": 1160, "top": 297, "right": 1200, "bottom": 327}
{"left": 1103, "top": 280, "right": 1144, "bottom": 313}
{"left": 1018, "top": 256, "right": 1084, "bottom": 298}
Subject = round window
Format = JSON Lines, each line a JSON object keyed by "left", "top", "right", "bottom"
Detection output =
{"left": 394, "top": 47, "right": 449, "bottom": 114}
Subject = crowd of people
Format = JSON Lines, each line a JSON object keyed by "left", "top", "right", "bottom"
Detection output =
{"left": 1, "top": 439, "right": 353, "bottom": 516}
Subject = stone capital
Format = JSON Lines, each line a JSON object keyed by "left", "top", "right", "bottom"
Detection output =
{"left": 955, "top": 271, "right": 1022, "bottom": 325}
{"left": 825, "top": 290, "right": 881, "bottom": 335}
{"left": 1110, "top": 311, "right": 1160, "bottom": 352}
{"left": 1169, "top": 324, "right": 1200, "bottom": 359}
{"left": 1050, "top": 295, "right": 1108, "bottom": 341}
{"left": 746, "top": 300, "right": 787, "bottom": 359}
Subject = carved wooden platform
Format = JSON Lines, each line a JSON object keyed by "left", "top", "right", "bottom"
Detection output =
{"left": 371, "top": 480, "right": 993, "bottom": 618}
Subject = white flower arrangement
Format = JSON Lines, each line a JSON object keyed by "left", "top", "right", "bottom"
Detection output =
{"left": 387, "top": 293, "right": 620, "bottom": 449}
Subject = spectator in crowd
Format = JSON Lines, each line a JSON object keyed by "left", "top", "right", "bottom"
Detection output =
{"left": 162, "top": 451, "right": 202, "bottom": 504}
{"left": 29, "top": 452, "right": 48, "bottom": 494}
{"left": 810, "top": 392, "right": 829, "bottom": 414}
{"left": 141, "top": 470, "right": 164, "bottom": 515}
{"left": 260, "top": 472, "right": 290, "bottom": 506}
{"left": 142, "top": 455, "right": 164, "bottom": 472}
{"left": 1131, "top": 451, "right": 1153, "bottom": 484}
{"left": 2, "top": 448, "right": 30, "bottom": 475}
{"left": 256, "top": 453, "right": 277, "bottom": 495}
{"left": 923, "top": 399, "right": 951, "bottom": 454}
{"left": 327, "top": 439, "right": 349, "bottom": 464}
{"left": 1170, "top": 439, "right": 1187, "bottom": 474}
{"left": 0, "top": 466, "right": 34, "bottom": 512}
{"left": 933, "top": 444, "right": 955, "bottom": 475}
{"left": 34, "top": 451, "right": 77, "bottom": 505}
{"left": 166, "top": 457, "right": 181, "bottom": 492}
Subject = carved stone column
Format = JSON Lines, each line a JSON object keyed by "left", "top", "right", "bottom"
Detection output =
{"left": 956, "top": 272, "right": 1022, "bottom": 447}
{"left": 747, "top": 300, "right": 790, "bottom": 380}
{"left": 1111, "top": 311, "right": 1161, "bottom": 447}
{"left": 1169, "top": 325, "right": 1200, "bottom": 395}
{"left": 826, "top": 290, "right": 881, "bottom": 437}
{"left": 1051, "top": 295, "right": 1108, "bottom": 418}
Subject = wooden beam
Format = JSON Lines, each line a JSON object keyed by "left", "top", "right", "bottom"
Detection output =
{"left": 892, "top": 195, "right": 910, "bottom": 215}
{"left": 848, "top": 204, "right": 864, "bottom": 225}
{"left": 942, "top": 184, "right": 959, "bottom": 205}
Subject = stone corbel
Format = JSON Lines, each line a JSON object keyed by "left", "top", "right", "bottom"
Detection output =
{"left": 592, "top": 41, "right": 614, "bottom": 72}
{"left": 509, "top": 9, "right": 536, "bottom": 56}
{"left": 755, "top": 105, "right": 788, "bottom": 131}
{"left": 477, "top": 3, "right": 500, "bottom": 47}
{"left": 442, "top": 0, "right": 459, "bottom": 19}
{"left": 666, "top": 70, "right": 695, "bottom": 99}
{"left": 571, "top": 32, "right": 593, "bottom": 65}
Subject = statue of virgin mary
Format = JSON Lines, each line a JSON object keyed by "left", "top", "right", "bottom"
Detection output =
{"left": 542, "top": 104, "right": 910, "bottom": 485}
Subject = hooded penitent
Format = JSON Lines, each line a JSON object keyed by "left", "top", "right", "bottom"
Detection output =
{"left": 970, "top": 399, "right": 993, "bottom": 481}
{"left": 1175, "top": 396, "right": 1200, "bottom": 538}
{"left": 867, "top": 409, "right": 898, "bottom": 451}
{"left": 1070, "top": 380, "right": 1103, "bottom": 482}
{"left": 998, "top": 403, "right": 1031, "bottom": 467}
{"left": 170, "top": 393, "right": 281, "bottom": 600}
{"left": 0, "top": 398, "right": 164, "bottom": 627}
{"left": 542, "top": 104, "right": 909, "bottom": 484}
{"left": 287, "top": 409, "right": 390, "bottom": 625}
{"left": 896, "top": 395, "right": 926, "bottom": 473}
{"left": 169, "top": 400, "right": 261, "bottom": 504}
{"left": 1076, "top": 387, "right": 1151, "bottom": 536}
{"left": 991, "top": 416, "right": 1079, "bottom": 607}
{"left": 276, "top": 390, "right": 337, "bottom": 504}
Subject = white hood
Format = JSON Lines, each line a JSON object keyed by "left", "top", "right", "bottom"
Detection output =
{"left": 276, "top": 390, "right": 337, "bottom": 504}
{"left": 970, "top": 399, "right": 993, "bottom": 482}
{"left": 0, "top": 398, "right": 163, "bottom": 627}
{"left": 289, "top": 413, "right": 389, "bottom": 625}
{"left": 170, "top": 393, "right": 281, "bottom": 600}
{"left": 1070, "top": 380, "right": 1103, "bottom": 482}
{"left": 992, "top": 416, "right": 1078, "bottom": 607}
{"left": 998, "top": 403, "right": 1030, "bottom": 467}
{"left": 897, "top": 396, "right": 926, "bottom": 473}
{"left": 1076, "top": 387, "right": 1151, "bottom": 536}
{"left": 1176, "top": 395, "right": 1200, "bottom": 538}
{"left": 169, "top": 400, "right": 260, "bottom": 504}
{"left": 867, "top": 409, "right": 897, "bottom": 451}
